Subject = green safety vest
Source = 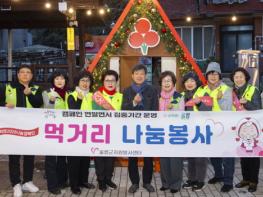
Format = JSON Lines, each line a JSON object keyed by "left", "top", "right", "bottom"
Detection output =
{"left": 68, "top": 90, "right": 93, "bottom": 110}
{"left": 5, "top": 84, "right": 39, "bottom": 108}
{"left": 104, "top": 91, "right": 123, "bottom": 110}
{"left": 242, "top": 84, "right": 256, "bottom": 102}
{"left": 193, "top": 83, "right": 229, "bottom": 112}
{"left": 95, "top": 91, "right": 122, "bottom": 110}
{"left": 47, "top": 91, "right": 68, "bottom": 110}
{"left": 159, "top": 92, "right": 183, "bottom": 110}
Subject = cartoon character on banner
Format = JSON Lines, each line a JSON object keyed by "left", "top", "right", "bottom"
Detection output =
{"left": 232, "top": 117, "right": 263, "bottom": 156}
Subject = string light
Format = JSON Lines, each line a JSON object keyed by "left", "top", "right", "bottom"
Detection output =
{"left": 98, "top": 8, "right": 105, "bottom": 15}
{"left": 231, "top": 15, "right": 237, "bottom": 22}
{"left": 86, "top": 9, "right": 92, "bottom": 16}
{"left": 186, "top": 16, "right": 192, "bottom": 22}
{"left": 68, "top": 7, "right": 74, "bottom": 14}
{"left": 45, "top": 2, "right": 51, "bottom": 9}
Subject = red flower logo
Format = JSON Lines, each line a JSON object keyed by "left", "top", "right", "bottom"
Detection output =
{"left": 128, "top": 18, "right": 160, "bottom": 55}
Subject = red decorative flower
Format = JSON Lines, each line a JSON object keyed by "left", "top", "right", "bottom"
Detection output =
{"left": 128, "top": 18, "right": 160, "bottom": 55}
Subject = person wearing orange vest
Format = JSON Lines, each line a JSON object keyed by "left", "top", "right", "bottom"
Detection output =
{"left": 194, "top": 62, "right": 235, "bottom": 192}
{"left": 231, "top": 67, "right": 261, "bottom": 192}
{"left": 42, "top": 70, "right": 69, "bottom": 195}
{"left": 92, "top": 70, "right": 123, "bottom": 192}
{"left": 67, "top": 71, "right": 95, "bottom": 194}
{"left": 3, "top": 65, "right": 43, "bottom": 197}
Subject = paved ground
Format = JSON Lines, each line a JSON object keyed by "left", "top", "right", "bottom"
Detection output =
{"left": 0, "top": 156, "right": 263, "bottom": 197}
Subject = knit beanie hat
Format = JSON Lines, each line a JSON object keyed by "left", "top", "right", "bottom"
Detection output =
{"left": 182, "top": 71, "right": 201, "bottom": 86}
{"left": 206, "top": 62, "right": 221, "bottom": 74}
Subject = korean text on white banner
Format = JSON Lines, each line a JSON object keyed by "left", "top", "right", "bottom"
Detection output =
{"left": 0, "top": 107, "right": 263, "bottom": 157}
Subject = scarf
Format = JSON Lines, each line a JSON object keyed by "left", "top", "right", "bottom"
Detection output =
{"left": 233, "top": 84, "right": 247, "bottom": 111}
{"left": 53, "top": 86, "right": 67, "bottom": 100}
{"left": 131, "top": 81, "right": 148, "bottom": 107}
{"left": 207, "top": 81, "right": 221, "bottom": 90}
{"left": 98, "top": 86, "right": 116, "bottom": 95}
{"left": 184, "top": 89, "right": 196, "bottom": 102}
{"left": 76, "top": 86, "right": 89, "bottom": 96}
{"left": 159, "top": 89, "right": 175, "bottom": 111}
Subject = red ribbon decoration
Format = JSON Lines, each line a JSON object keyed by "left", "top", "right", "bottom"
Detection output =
{"left": 185, "top": 96, "right": 213, "bottom": 107}
{"left": 0, "top": 128, "right": 39, "bottom": 137}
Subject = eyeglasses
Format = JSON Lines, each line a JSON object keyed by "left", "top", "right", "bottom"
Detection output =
{"left": 162, "top": 80, "right": 173, "bottom": 84}
{"left": 104, "top": 79, "right": 116, "bottom": 83}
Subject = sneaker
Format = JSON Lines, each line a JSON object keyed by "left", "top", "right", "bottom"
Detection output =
{"left": 105, "top": 180, "right": 117, "bottom": 189}
{"left": 22, "top": 181, "right": 39, "bottom": 193}
{"left": 208, "top": 177, "right": 221, "bottom": 184}
{"left": 143, "top": 183, "right": 155, "bottom": 192}
{"left": 182, "top": 180, "right": 195, "bottom": 189}
{"left": 235, "top": 180, "right": 249, "bottom": 188}
{"left": 221, "top": 184, "right": 233, "bottom": 192}
{"left": 128, "top": 184, "right": 139, "bottom": 193}
{"left": 13, "top": 184, "right": 23, "bottom": 197}
{"left": 248, "top": 183, "right": 257, "bottom": 193}
{"left": 192, "top": 182, "right": 205, "bottom": 191}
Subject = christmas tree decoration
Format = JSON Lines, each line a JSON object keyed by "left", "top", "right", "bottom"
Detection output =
{"left": 88, "top": 0, "right": 206, "bottom": 90}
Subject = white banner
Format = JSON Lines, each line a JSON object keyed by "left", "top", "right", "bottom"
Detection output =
{"left": 0, "top": 107, "right": 263, "bottom": 157}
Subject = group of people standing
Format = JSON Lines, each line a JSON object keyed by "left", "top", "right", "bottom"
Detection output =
{"left": 0, "top": 62, "right": 261, "bottom": 197}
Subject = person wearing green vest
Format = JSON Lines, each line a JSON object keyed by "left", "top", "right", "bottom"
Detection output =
{"left": 181, "top": 72, "right": 208, "bottom": 192}
{"left": 194, "top": 62, "right": 235, "bottom": 192}
{"left": 159, "top": 71, "right": 184, "bottom": 194}
{"left": 42, "top": 70, "right": 69, "bottom": 195}
{"left": 67, "top": 71, "right": 95, "bottom": 194}
{"left": 92, "top": 70, "right": 123, "bottom": 192}
{"left": 4, "top": 65, "right": 43, "bottom": 197}
{"left": 231, "top": 67, "right": 261, "bottom": 192}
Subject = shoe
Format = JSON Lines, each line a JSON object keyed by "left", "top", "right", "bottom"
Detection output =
{"left": 49, "top": 188, "right": 61, "bottom": 195}
{"left": 221, "top": 184, "right": 233, "bottom": 192}
{"left": 182, "top": 180, "right": 195, "bottom": 189}
{"left": 22, "top": 181, "right": 39, "bottom": 193}
{"left": 208, "top": 177, "right": 221, "bottom": 184}
{"left": 248, "top": 183, "right": 257, "bottom": 192}
{"left": 71, "top": 187, "right": 81, "bottom": 195}
{"left": 143, "top": 183, "right": 155, "bottom": 192}
{"left": 60, "top": 182, "right": 69, "bottom": 189}
{"left": 80, "top": 182, "right": 95, "bottom": 189}
{"left": 170, "top": 189, "right": 179, "bottom": 193}
{"left": 128, "top": 184, "right": 139, "bottom": 193}
{"left": 98, "top": 181, "right": 107, "bottom": 192}
{"left": 235, "top": 180, "right": 249, "bottom": 188}
{"left": 160, "top": 186, "right": 168, "bottom": 191}
{"left": 192, "top": 182, "right": 205, "bottom": 191}
{"left": 105, "top": 180, "right": 117, "bottom": 189}
{"left": 13, "top": 184, "right": 23, "bottom": 197}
